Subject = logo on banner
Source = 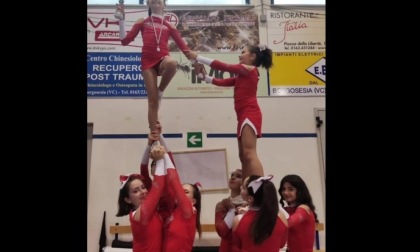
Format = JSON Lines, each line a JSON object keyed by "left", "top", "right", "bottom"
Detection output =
{"left": 95, "top": 31, "right": 120, "bottom": 41}
{"left": 87, "top": 17, "right": 121, "bottom": 42}
{"left": 87, "top": 12, "right": 179, "bottom": 43}
{"left": 306, "top": 57, "right": 326, "bottom": 82}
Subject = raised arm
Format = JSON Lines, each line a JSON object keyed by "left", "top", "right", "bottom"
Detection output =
{"left": 115, "top": 3, "right": 143, "bottom": 46}
{"left": 165, "top": 20, "right": 190, "bottom": 54}
{"left": 154, "top": 121, "right": 176, "bottom": 211}
{"left": 158, "top": 128, "right": 176, "bottom": 164}
{"left": 164, "top": 154, "right": 193, "bottom": 219}
{"left": 140, "top": 144, "right": 152, "bottom": 190}
{"left": 139, "top": 155, "right": 166, "bottom": 225}
{"left": 140, "top": 131, "right": 159, "bottom": 190}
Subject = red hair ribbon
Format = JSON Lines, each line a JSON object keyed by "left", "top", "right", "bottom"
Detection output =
{"left": 194, "top": 182, "right": 202, "bottom": 188}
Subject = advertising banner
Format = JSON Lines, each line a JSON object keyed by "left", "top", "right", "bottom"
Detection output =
{"left": 87, "top": 7, "right": 262, "bottom": 97}
{"left": 164, "top": 52, "right": 268, "bottom": 97}
{"left": 87, "top": 52, "right": 146, "bottom": 97}
{"left": 170, "top": 9, "right": 259, "bottom": 53}
{"left": 266, "top": 8, "right": 325, "bottom": 96}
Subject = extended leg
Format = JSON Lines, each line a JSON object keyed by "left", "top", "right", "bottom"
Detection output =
{"left": 239, "top": 124, "right": 264, "bottom": 179}
{"left": 143, "top": 68, "right": 159, "bottom": 131}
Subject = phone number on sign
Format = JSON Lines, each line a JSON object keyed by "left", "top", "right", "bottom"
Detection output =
{"left": 87, "top": 90, "right": 146, "bottom": 96}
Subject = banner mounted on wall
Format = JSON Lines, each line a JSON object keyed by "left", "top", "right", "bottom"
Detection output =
{"left": 87, "top": 7, "right": 262, "bottom": 98}
{"left": 164, "top": 52, "right": 268, "bottom": 98}
{"left": 87, "top": 52, "right": 146, "bottom": 97}
{"left": 266, "top": 8, "right": 326, "bottom": 96}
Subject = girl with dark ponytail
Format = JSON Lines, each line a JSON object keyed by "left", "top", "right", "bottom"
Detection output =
{"left": 231, "top": 175, "right": 288, "bottom": 251}
{"left": 185, "top": 45, "right": 273, "bottom": 180}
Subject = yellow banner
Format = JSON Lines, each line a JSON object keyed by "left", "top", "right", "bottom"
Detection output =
{"left": 266, "top": 8, "right": 325, "bottom": 96}
{"left": 269, "top": 52, "right": 325, "bottom": 96}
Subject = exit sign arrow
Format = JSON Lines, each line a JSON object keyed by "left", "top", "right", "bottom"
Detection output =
{"left": 189, "top": 135, "right": 201, "bottom": 145}
{"left": 187, "top": 132, "right": 203, "bottom": 148}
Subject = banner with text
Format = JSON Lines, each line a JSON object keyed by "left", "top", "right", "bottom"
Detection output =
{"left": 87, "top": 7, "right": 260, "bottom": 97}
{"left": 87, "top": 52, "right": 145, "bottom": 97}
{"left": 266, "top": 8, "right": 325, "bottom": 96}
{"left": 87, "top": 8, "right": 148, "bottom": 53}
{"left": 87, "top": 7, "right": 259, "bottom": 53}
{"left": 164, "top": 52, "right": 268, "bottom": 97}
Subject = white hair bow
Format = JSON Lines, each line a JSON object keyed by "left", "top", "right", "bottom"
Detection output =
{"left": 258, "top": 44, "right": 267, "bottom": 51}
{"left": 119, "top": 173, "right": 144, "bottom": 189}
{"left": 248, "top": 175, "right": 273, "bottom": 193}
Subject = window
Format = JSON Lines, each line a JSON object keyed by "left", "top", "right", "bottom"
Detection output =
{"left": 87, "top": 0, "right": 325, "bottom": 5}
{"left": 87, "top": 0, "right": 248, "bottom": 4}
{"left": 272, "top": 0, "right": 325, "bottom": 4}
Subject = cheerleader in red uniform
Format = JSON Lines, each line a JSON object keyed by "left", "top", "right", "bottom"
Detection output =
{"left": 139, "top": 121, "right": 201, "bottom": 252}
{"left": 139, "top": 122, "right": 175, "bottom": 223}
{"left": 159, "top": 152, "right": 202, "bottom": 252}
{"left": 186, "top": 45, "right": 273, "bottom": 179}
{"left": 231, "top": 175, "right": 288, "bottom": 252}
{"left": 152, "top": 123, "right": 201, "bottom": 252}
{"left": 115, "top": 0, "right": 192, "bottom": 131}
{"left": 214, "top": 169, "right": 247, "bottom": 252}
{"left": 115, "top": 145, "right": 168, "bottom": 252}
{"left": 279, "top": 174, "right": 319, "bottom": 252}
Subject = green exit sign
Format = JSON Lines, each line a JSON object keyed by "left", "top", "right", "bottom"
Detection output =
{"left": 187, "top": 132, "right": 202, "bottom": 148}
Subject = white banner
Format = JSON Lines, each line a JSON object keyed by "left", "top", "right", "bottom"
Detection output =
{"left": 267, "top": 8, "right": 325, "bottom": 53}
